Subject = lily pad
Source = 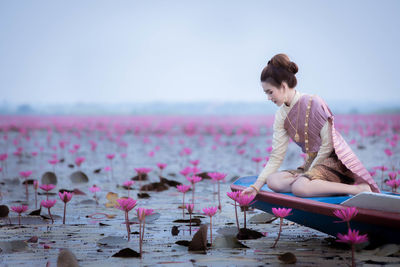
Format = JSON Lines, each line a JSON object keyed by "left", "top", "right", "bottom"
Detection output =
{"left": 140, "top": 182, "right": 169, "bottom": 192}
{"left": 0, "top": 240, "right": 28, "bottom": 253}
{"left": 112, "top": 248, "right": 141, "bottom": 258}
{"left": 42, "top": 171, "right": 58, "bottom": 185}
{"left": 171, "top": 226, "right": 180, "bottom": 236}
{"left": 69, "top": 171, "right": 89, "bottom": 184}
{"left": 236, "top": 228, "right": 264, "bottom": 240}
{"left": 98, "top": 236, "right": 127, "bottom": 246}
{"left": 248, "top": 213, "right": 276, "bottom": 224}
{"left": 57, "top": 249, "right": 79, "bottom": 267}
{"left": 130, "top": 213, "right": 161, "bottom": 224}
{"left": 79, "top": 199, "right": 97, "bottom": 205}
{"left": 213, "top": 236, "right": 248, "bottom": 248}
{"left": 0, "top": 205, "right": 9, "bottom": 218}
{"left": 188, "top": 224, "right": 208, "bottom": 252}
{"left": 278, "top": 252, "right": 297, "bottom": 264}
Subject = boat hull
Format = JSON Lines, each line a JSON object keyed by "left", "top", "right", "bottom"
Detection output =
{"left": 231, "top": 176, "right": 400, "bottom": 244}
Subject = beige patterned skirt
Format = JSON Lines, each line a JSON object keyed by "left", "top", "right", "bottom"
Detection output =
{"left": 286, "top": 152, "right": 355, "bottom": 184}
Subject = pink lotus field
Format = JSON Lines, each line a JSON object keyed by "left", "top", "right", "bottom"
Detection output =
{"left": 0, "top": 114, "right": 399, "bottom": 266}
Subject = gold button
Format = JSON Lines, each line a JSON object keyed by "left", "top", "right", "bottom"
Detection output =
{"left": 305, "top": 123, "right": 308, "bottom": 127}
{"left": 305, "top": 140, "right": 308, "bottom": 143}
{"left": 306, "top": 114, "right": 309, "bottom": 117}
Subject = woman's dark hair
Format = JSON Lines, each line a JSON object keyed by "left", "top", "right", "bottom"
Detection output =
{"left": 260, "top": 54, "right": 298, "bottom": 88}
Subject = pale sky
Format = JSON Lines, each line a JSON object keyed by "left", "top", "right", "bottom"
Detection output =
{"left": 0, "top": 0, "right": 399, "bottom": 104}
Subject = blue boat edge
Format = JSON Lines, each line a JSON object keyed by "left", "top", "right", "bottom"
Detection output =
{"left": 231, "top": 176, "right": 400, "bottom": 245}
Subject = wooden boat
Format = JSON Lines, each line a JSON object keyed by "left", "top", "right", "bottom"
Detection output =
{"left": 231, "top": 176, "right": 400, "bottom": 245}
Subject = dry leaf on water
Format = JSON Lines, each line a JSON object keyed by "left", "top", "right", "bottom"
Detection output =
{"left": 105, "top": 192, "right": 119, "bottom": 208}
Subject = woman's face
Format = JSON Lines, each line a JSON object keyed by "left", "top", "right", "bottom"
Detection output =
{"left": 261, "top": 81, "right": 286, "bottom": 106}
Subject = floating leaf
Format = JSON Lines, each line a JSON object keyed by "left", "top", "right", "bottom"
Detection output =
{"left": 112, "top": 248, "right": 140, "bottom": 258}
{"left": 105, "top": 192, "right": 118, "bottom": 208}
{"left": 236, "top": 228, "right": 264, "bottom": 240}
{"left": 188, "top": 224, "right": 208, "bottom": 252}
{"left": 278, "top": 252, "right": 297, "bottom": 264}
{"left": 213, "top": 236, "right": 248, "bottom": 249}
{"left": 27, "top": 236, "right": 38, "bottom": 243}
{"left": 0, "top": 240, "right": 28, "bottom": 253}
{"left": 69, "top": 171, "right": 89, "bottom": 184}
{"left": 140, "top": 182, "right": 169, "bottom": 192}
{"left": 28, "top": 207, "right": 41, "bottom": 216}
{"left": 175, "top": 240, "right": 190, "bottom": 247}
{"left": 130, "top": 213, "right": 161, "bottom": 224}
{"left": 57, "top": 248, "right": 79, "bottom": 267}
{"left": 41, "top": 172, "right": 57, "bottom": 185}
{"left": 248, "top": 213, "right": 276, "bottom": 224}
{"left": 137, "top": 193, "right": 150, "bottom": 199}
{"left": 0, "top": 205, "right": 9, "bottom": 218}
{"left": 98, "top": 236, "right": 127, "bottom": 246}
{"left": 171, "top": 226, "right": 180, "bottom": 236}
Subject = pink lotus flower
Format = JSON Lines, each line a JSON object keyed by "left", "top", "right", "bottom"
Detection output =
{"left": 123, "top": 180, "right": 135, "bottom": 197}
{"left": 186, "top": 203, "right": 195, "bottom": 235}
{"left": 48, "top": 159, "right": 58, "bottom": 165}
{"left": 179, "top": 147, "right": 192, "bottom": 156}
{"left": 203, "top": 206, "right": 218, "bottom": 246}
{"left": 227, "top": 191, "right": 242, "bottom": 231}
{"left": 337, "top": 229, "right": 368, "bottom": 245}
{"left": 266, "top": 146, "right": 273, "bottom": 153}
{"left": 41, "top": 199, "right": 57, "bottom": 224}
{"left": 180, "top": 166, "right": 192, "bottom": 177}
{"left": 106, "top": 154, "right": 115, "bottom": 160}
{"left": 59, "top": 191, "right": 73, "bottom": 224}
{"left": 89, "top": 185, "right": 100, "bottom": 203}
{"left": 136, "top": 207, "right": 154, "bottom": 256}
{"left": 11, "top": 205, "right": 28, "bottom": 225}
{"left": 20, "top": 171, "right": 32, "bottom": 200}
{"left": 75, "top": 157, "right": 85, "bottom": 167}
{"left": 135, "top": 167, "right": 152, "bottom": 175}
{"left": 116, "top": 198, "right": 137, "bottom": 242}
{"left": 31, "top": 151, "right": 38, "bottom": 157}
{"left": 189, "top": 160, "right": 199, "bottom": 166}
{"left": 89, "top": 140, "right": 97, "bottom": 151}
{"left": 271, "top": 207, "right": 292, "bottom": 248}
{"left": 386, "top": 179, "right": 400, "bottom": 192}
{"left": 336, "top": 229, "right": 369, "bottom": 267}
{"left": 40, "top": 184, "right": 56, "bottom": 192}
{"left": 156, "top": 163, "right": 167, "bottom": 170}
{"left": 20, "top": 171, "right": 32, "bottom": 178}
{"left": 333, "top": 207, "right": 358, "bottom": 227}
{"left": 116, "top": 197, "right": 137, "bottom": 212}
{"left": 0, "top": 153, "right": 8, "bottom": 161}
{"left": 384, "top": 148, "right": 393, "bottom": 157}
{"left": 120, "top": 153, "right": 127, "bottom": 159}
{"left": 89, "top": 185, "right": 100, "bottom": 193}
{"left": 177, "top": 184, "right": 191, "bottom": 193}
{"left": 388, "top": 171, "right": 397, "bottom": 180}
{"left": 209, "top": 172, "right": 227, "bottom": 211}
{"left": 40, "top": 184, "right": 56, "bottom": 200}
{"left": 186, "top": 175, "right": 202, "bottom": 184}
{"left": 177, "top": 184, "right": 191, "bottom": 218}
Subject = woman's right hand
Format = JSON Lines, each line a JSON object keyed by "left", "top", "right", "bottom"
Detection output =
{"left": 241, "top": 186, "right": 258, "bottom": 197}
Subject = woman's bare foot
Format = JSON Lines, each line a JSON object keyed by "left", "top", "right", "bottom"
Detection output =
{"left": 353, "top": 183, "right": 372, "bottom": 195}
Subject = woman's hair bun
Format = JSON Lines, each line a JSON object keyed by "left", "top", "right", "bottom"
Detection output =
{"left": 261, "top": 53, "right": 298, "bottom": 88}
{"left": 288, "top": 61, "right": 298, "bottom": 74}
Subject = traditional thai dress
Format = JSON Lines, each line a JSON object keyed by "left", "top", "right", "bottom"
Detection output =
{"left": 252, "top": 91, "right": 380, "bottom": 193}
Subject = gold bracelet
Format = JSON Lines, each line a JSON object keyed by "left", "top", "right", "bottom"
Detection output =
{"left": 249, "top": 185, "right": 260, "bottom": 193}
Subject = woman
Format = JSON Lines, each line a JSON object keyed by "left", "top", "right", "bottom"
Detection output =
{"left": 241, "top": 54, "right": 380, "bottom": 197}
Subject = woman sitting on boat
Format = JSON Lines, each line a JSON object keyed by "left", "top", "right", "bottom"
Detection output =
{"left": 242, "top": 53, "right": 380, "bottom": 197}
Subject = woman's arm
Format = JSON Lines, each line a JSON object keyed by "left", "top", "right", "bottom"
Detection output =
{"left": 309, "top": 120, "right": 333, "bottom": 169}
{"left": 245, "top": 109, "right": 290, "bottom": 194}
